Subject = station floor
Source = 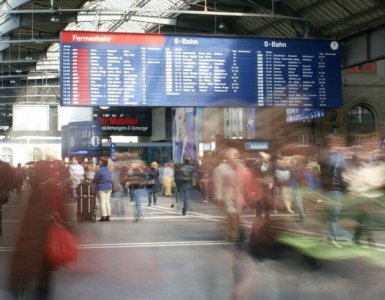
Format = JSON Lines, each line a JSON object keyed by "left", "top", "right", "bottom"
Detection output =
{"left": 1, "top": 189, "right": 385, "bottom": 299}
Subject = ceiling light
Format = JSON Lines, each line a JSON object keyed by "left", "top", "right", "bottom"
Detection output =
{"left": 25, "top": 50, "right": 33, "bottom": 61}
{"left": 15, "top": 69, "right": 22, "bottom": 74}
{"left": 218, "top": 21, "right": 226, "bottom": 30}
{"left": 51, "top": 13, "right": 60, "bottom": 23}
{"left": 10, "top": 80, "right": 16, "bottom": 84}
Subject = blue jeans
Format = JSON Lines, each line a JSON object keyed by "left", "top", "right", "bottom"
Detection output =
{"left": 180, "top": 183, "right": 192, "bottom": 214}
{"left": 292, "top": 187, "right": 304, "bottom": 220}
{"left": 327, "top": 191, "right": 352, "bottom": 241}
{"left": 112, "top": 191, "right": 126, "bottom": 215}
{"left": 133, "top": 188, "right": 147, "bottom": 218}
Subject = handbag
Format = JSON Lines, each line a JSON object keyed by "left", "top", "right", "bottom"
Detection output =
{"left": 46, "top": 213, "right": 77, "bottom": 268}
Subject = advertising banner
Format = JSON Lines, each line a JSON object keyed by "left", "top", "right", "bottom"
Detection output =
{"left": 93, "top": 107, "right": 151, "bottom": 136}
{"left": 172, "top": 108, "right": 200, "bottom": 163}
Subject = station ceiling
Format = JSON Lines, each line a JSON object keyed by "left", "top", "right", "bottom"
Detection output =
{"left": 0, "top": 0, "right": 384, "bottom": 104}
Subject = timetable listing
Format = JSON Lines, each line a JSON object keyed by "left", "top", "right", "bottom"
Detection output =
{"left": 61, "top": 32, "right": 342, "bottom": 108}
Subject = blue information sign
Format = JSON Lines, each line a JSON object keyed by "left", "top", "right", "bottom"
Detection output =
{"left": 110, "top": 143, "right": 117, "bottom": 161}
{"left": 286, "top": 108, "right": 325, "bottom": 122}
{"left": 61, "top": 31, "right": 342, "bottom": 108}
{"left": 245, "top": 141, "right": 270, "bottom": 151}
{"left": 67, "top": 121, "right": 102, "bottom": 157}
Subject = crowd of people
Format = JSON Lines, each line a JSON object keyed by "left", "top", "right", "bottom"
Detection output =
{"left": 1, "top": 133, "right": 384, "bottom": 245}
{"left": 1, "top": 134, "right": 385, "bottom": 299}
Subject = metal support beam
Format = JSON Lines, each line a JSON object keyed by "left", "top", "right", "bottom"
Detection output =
{"left": 0, "top": 8, "right": 309, "bottom": 22}
{"left": 0, "top": 58, "right": 39, "bottom": 63}
{"left": 0, "top": 38, "right": 59, "bottom": 44}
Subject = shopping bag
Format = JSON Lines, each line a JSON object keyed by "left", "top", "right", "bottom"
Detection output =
{"left": 46, "top": 214, "right": 77, "bottom": 268}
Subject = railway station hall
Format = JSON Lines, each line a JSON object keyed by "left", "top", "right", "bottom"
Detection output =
{"left": 1, "top": 0, "right": 385, "bottom": 299}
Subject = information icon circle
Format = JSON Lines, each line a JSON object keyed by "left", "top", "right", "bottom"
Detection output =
{"left": 90, "top": 136, "right": 101, "bottom": 147}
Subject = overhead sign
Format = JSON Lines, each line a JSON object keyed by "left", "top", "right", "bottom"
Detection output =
{"left": 61, "top": 31, "right": 342, "bottom": 108}
{"left": 65, "top": 121, "right": 102, "bottom": 157}
{"left": 286, "top": 108, "right": 325, "bottom": 122}
{"left": 93, "top": 107, "right": 151, "bottom": 136}
{"left": 245, "top": 141, "right": 270, "bottom": 151}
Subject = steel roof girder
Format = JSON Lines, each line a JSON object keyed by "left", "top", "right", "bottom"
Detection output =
{"left": 0, "top": 36, "right": 10, "bottom": 51}
{"left": 0, "top": 13, "right": 20, "bottom": 35}
{"left": 6, "top": 0, "right": 30, "bottom": 9}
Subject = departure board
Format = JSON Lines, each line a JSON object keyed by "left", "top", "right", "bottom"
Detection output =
{"left": 60, "top": 31, "right": 342, "bottom": 108}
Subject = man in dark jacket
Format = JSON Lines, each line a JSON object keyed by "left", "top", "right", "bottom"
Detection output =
{"left": 174, "top": 156, "right": 196, "bottom": 215}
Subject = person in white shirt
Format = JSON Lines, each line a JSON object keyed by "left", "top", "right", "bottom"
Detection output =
{"left": 69, "top": 157, "right": 85, "bottom": 200}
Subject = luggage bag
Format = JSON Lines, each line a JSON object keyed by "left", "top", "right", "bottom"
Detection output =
{"left": 77, "top": 182, "right": 96, "bottom": 221}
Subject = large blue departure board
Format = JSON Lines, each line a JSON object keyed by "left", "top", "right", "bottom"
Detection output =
{"left": 60, "top": 31, "right": 342, "bottom": 108}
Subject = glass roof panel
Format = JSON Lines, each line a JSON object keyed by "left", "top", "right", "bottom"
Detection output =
{"left": 33, "top": 0, "right": 195, "bottom": 77}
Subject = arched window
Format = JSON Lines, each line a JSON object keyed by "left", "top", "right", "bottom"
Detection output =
{"left": 0, "top": 147, "right": 13, "bottom": 164}
{"left": 347, "top": 105, "right": 375, "bottom": 145}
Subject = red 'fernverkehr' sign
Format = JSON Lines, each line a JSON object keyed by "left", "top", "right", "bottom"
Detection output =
{"left": 61, "top": 31, "right": 165, "bottom": 45}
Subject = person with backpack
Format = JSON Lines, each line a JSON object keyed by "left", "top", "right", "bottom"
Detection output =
{"left": 174, "top": 156, "right": 196, "bottom": 215}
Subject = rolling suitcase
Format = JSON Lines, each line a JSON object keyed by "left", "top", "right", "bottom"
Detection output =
{"left": 77, "top": 181, "right": 96, "bottom": 221}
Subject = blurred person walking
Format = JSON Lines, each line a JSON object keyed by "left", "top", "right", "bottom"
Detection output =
{"left": 147, "top": 161, "right": 161, "bottom": 206}
{"left": 174, "top": 156, "right": 196, "bottom": 215}
{"left": 12, "top": 163, "right": 25, "bottom": 198}
{"left": 274, "top": 156, "right": 294, "bottom": 214}
{"left": 0, "top": 160, "right": 12, "bottom": 236}
{"left": 252, "top": 152, "right": 274, "bottom": 223}
{"left": 163, "top": 162, "right": 175, "bottom": 197}
{"left": 8, "top": 160, "right": 72, "bottom": 299}
{"left": 125, "top": 160, "right": 149, "bottom": 222}
{"left": 320, "top": 135, "right": 351, "bottom": 245}
{"left": 213, "top": 148, "right": 244, "bottom": 241}
{"left": 93, "top": 157, "right": 113, "bottom": 222}
{"left": 290, "top": 155, "right": 307, "bottom": 222}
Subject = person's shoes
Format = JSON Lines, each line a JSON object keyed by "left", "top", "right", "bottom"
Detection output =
{"left": 99, "top": 217, "right": 106, "bottom": 222}
{"left": 182, "top": 211, "right": 186, "bottom": 216}
{"left": 105, "top": 216, "right": 110, "bottom": 222}
{"left": 133, "top": 216, "right": 140, "bottom": 223}
{"left": 147, "top": 203, "right": 151, "bottom": 206}
{"left": 170, "top": 204, "right": 174, "bottom": 208}
{"left": 288, "top": 209, "right": 295, "bottom": 214}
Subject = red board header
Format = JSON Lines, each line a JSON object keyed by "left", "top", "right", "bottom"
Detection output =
{"left": 61, "top": 31, "right": 165, "bottom": 46}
